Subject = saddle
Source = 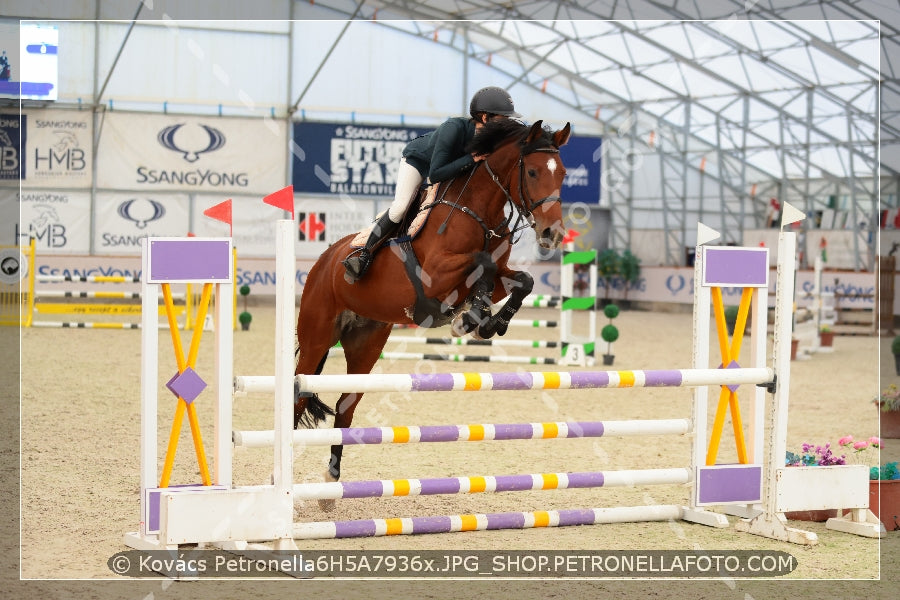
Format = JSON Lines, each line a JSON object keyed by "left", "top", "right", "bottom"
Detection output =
{"left": 349, "top": 184, "right": 440, "bottom": 249}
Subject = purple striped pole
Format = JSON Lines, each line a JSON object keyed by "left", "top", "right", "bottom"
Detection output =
{"left": 279, "top": 367, "right": 774, "bottom": 394}
{"left": 293, "top": 468, "right": 688, "bottom": 501}
{"left": 232, "top": 419, "right": 690, "bottom": 448}
{"left": 293, "top": 505, "right": 684, "bottom": 539}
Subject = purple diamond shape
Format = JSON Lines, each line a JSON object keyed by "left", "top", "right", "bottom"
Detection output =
{"left": 166, "top": 367, "right": 207, "bottom": 404}
{"left": 716, "top": 360, "right": 742, "bottom": 393}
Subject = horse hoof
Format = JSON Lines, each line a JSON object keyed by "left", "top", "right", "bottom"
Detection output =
{"left": 318, "top": 498, "right": 336, "bottom": 512}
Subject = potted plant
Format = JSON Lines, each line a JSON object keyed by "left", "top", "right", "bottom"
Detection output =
{"left": 600, "top": 303, "right": 619, "bottom": 366}
{"left": 876, "top": 385, "right": 900, "bottom": 439}
{"left": 892, "top": 335, "right": 900, "bottom": 375}
{"left": 619, "top": 250, "right": 641, "bottom": 307}
{"left": 596, "top": 248, "right": 621, "bottom": 305}
{"left": 239, "top": 285, "right": 252, "bottom": 331}
{"left": 869, "top": 461, "right": 900, "bottom": 532}
{"left": 784, "top": 436, "right": 882, "bottom": 522}
{"left": 819, "top": 323, "right": 834, "bottom": 347}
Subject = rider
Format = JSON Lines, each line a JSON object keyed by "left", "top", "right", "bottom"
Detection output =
{"left": 342, "top": 86, "right": 522, "bottom": 282}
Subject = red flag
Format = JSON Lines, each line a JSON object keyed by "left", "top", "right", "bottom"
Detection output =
{"left": 203, "top": 199, "right": 233, "bottom": 237}
{"left": 263, "top": 185, "right": 294, "bottom": 214}
{"left": 562, "top": 229, "right": 581, "bottom": 245}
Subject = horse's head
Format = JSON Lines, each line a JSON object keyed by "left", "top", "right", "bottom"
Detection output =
{"left": 470, "top": 119, "right": 570, "bottom": 250}
{"left": 518, "top": 120, "right": 570, "bottom": 249}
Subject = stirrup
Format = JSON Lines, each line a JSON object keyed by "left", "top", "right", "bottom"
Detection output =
{"left": 343, "top": 249, "right": 372, "bottom": 282}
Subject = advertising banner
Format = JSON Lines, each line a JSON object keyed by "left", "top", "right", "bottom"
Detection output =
{"left": 293, "top": 120, "right": 601, "bottom": 204}
{"left": 97, "top": 113, "right": 287, "bottom": 194}
{"left": 0, "top": 112, "right": 24, "bottom": 182}
{"left": 93, "top": 192, "right": 190, "bottom": 255}
{"left": 18, "top": 189, "right": 91, "bottom": 253}
{"left": 559, "top": 134, "right": 601, "bottom": 204}
{"left": 294, "top": 197, "right": 375, "bottom": 259}
{"left": 292, "top": 121, "right": 429, "bottom": 197}
{"left": 22, "top": 108, "right": 92, "bottom": 188}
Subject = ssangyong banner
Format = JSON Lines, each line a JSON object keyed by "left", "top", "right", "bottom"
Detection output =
{"left": 292, "top": 121, "right": 433, "bottom": 197}
{"left": 97, "top": 113, "right": 286, "bottom": 194}
{"left": 18, "top": 189, "right": 91, "bottom": 253}
{"left": 22, "top": 108, "right": 92, "bottom": 188}
{"left": 93, "top": 192, "right": 190, "bottom": 255}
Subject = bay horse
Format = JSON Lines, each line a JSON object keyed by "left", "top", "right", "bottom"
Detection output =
{"left": 294, "top": 119, "right": 571, "bottom": 507}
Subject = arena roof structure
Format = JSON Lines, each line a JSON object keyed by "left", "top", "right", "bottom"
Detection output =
{"left": 296, "top": 0, "right": 894, "bottom": 268}
{"left": 3, "top": 0, "right": 894, "bottom": 268}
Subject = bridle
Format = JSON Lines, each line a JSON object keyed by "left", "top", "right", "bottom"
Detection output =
{"left": 429, "top": 144, "right": 563, "bottom": 250}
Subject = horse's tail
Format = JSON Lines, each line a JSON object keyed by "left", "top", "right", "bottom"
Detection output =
{"left": 294, "top": 351, "right": 336, "bottom": 429}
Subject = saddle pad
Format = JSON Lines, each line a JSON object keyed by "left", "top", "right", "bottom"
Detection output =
{"left": 349, "top": 185, "right": 440, "bottom": 248}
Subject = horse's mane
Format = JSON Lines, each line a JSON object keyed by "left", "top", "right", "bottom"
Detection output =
{"left": 465, "top": 119, "right": 554, "bottom": 156}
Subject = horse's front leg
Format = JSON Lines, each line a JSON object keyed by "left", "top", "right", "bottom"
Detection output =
{"left": 451, "top": 252, "right": 498, "bottom": 337}
{"left": 478, "top": 269, "right": 534, "bottom": 338}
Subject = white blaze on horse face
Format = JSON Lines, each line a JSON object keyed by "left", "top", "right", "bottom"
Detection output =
{"left": 546, "top": 156, "right": 558, "bottom": 175}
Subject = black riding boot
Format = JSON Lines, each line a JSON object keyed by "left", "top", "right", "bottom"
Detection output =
{"left": 343, "top": 212, "right": 400, "bottom": 282}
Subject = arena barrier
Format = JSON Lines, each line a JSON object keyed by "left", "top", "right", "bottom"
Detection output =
{"left": 0, "top": 238, "right": 33, "bottom": 327}
{"left": 18, "top": 241, "right": 239, "bottom": 330}
{"left": 125, "top": 207, "right": 884, "bottom": 554}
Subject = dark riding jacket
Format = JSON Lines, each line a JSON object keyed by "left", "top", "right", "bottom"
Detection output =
{"left": 402, "top": 117, "right": 477, "bottom": 183}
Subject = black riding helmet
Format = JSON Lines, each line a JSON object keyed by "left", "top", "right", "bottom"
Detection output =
{"left": 469, "top": 86, "right": 522, "bottom": 119}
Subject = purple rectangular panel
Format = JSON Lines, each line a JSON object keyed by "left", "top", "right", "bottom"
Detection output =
{"left": 702, "top": 247, "right": 768, "bottom": 288}
{"left": 697, "top": 465, "right": 762, "bottom": 504}
{"left": 148, "top": 239, "right": 232, "bottom": 283}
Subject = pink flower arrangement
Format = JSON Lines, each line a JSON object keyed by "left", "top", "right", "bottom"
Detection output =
{"left": 786, "top": 435, "right": 880, "bottom": 467}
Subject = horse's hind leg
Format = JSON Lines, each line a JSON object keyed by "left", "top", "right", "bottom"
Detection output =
{"left": 319, "top": 318, "right": 393, "bottom": 511}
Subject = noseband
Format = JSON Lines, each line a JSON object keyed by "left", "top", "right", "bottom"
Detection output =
{"left": 483, "top": 146, "right": 562, "bottom": 236}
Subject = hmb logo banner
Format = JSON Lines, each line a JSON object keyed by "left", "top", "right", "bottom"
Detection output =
{"left": 22, "top": 108, "right": 92, "bottom": 189}
{"left": 97, "top": 113, "right": 287, "bottom": 193}
{"left": 0, "top": 113, "right": 24, "bottom": 181}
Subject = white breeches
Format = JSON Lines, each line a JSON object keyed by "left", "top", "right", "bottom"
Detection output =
{"left": 388, "top": 159, "right": 424, "bottom": 223}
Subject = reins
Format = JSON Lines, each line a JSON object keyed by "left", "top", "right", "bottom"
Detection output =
{"left": 427, "top": 143, "right": 562, "bottom": 250}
